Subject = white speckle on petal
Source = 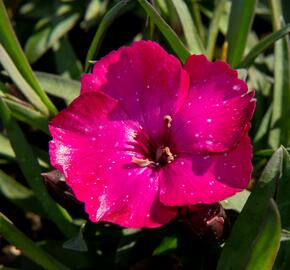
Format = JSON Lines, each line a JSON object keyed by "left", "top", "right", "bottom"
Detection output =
{"left": 233, "top": 85, "right": 240, "bottom": 91}
{"left": 206, "top": 118, "right": 212, "bottom": 123}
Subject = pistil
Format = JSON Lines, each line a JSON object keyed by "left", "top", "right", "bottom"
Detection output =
{"left": 132, "top": 115, "right": 176, "bottom": 168}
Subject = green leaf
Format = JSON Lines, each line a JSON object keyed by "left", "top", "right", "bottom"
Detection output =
{"left": 276, "top": 147, "right": 290, "bottom": 230}
{"left": 0, "top": 170, "right": 45, "bottom": 215}
{"left": 274, "top": 147, "right": 290, "bottom": 269}
{"left": 241, "top": 200, "right": 281, "bottom": 270}
{"left": 52, "top": 37, "right": 82, "bottom": 80}
{"left": 171, "top": 0, "right": 205, "bottom": 54}
{"left": 226, "top": 0, "right": 257, "bottom": 67}
{"left": 190, "top": 1, "right": 206, "bottom": 44}
{"left": 268, "top": 1, "right": 290, "bottom": 149}
{"left": 0, "top": 134, "right": 15, "bottom": 161}
{"left": 0, "top": 134, "right": 49, "bottom": 168}
{"left": 0, "top": 98, "right": 77, "bottom": 238}
{"left": 0, "top": 44, "right": 49, "bottom": 116}
{"left": 25, "top": 6, "right": 80, "bottom": 64}
{"left": 253, "top": 105, "right": 272, "bottom": 149}
{"left": 217, "top": 147, "right": 283, "bottom": 270}
{"left": 0, "top": 93, "right": 49, "bottom": 134}
{"left": 0, "top": 0, "right": 57, "bottom": 116}
{"left": 153, "top": 236, "right": 177, "bottom": 255}
{"left": 206, "top": 0, "right": 227, "bottom": 60}
{"left": 138, "top": 0, "right": 190, "bottom": 63}
{"left": 35, "top": 71, "right": 80, "bottom": 105}
{"left": 0, "top": 212, "right": 70, "bottom": 270}
{"left": 281, "top": 229, "right": 290, "bottom": 242}
{"left": 63, "top": 224, "right": 88, "bottom": 252}
{"left": 81, "top": 0, "right": 109, "bottom": 29}
{"left": 85, "top": 0, "right": 132, "bottom": 72}
{"left": 221, "top": 189, "right": 250, "bottom": 213}
{"left": 238, "top": 23, "right": 290, "bottom": 68}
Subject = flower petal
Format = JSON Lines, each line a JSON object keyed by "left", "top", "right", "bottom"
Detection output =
{"left": 81, "top": 40, "right": 189, "bottom": 144}
{"left": 171, "top": 55, "right": 255, "bottom": 153}
{"left": 171, "top": 92, "right": 255, "bottom": 154}
{"left": 49, "top": 92, "right": 176, "bottom": 228}
{"left": 160, "top": 136, "right": 252, "bottom": 206}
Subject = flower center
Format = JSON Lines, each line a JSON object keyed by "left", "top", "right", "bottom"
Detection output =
{"left": 132, "top": 115, "right": 175, "bottom": 168}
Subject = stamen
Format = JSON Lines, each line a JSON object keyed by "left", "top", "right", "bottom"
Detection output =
{"left": 156, "top": 146, "right": 175, "bottom": 164}
{"left": 132, "top": 157, "right": 155, "bottom": 167}
{"left": 164, "top": 115, "right": 172, "bottom": 128}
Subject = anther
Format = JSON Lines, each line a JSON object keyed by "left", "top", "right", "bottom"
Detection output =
{"left": 164, "top": 115, "right": 172, "bottom": 128}
{"left": 132, "top": 157, "right": 155, "bottom": 167}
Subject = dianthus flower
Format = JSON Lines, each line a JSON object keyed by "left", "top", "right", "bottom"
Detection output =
{"left": 49, "top": 41, "right": 255, "bottom": 228}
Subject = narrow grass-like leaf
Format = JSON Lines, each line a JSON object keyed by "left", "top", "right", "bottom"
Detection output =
{"left": 254, "top": 105, "right": 272, "bottom": 150}
{"left": 52, "top": 37, "right": 82, "bottom": 80}
{"left": 35, "top": 71, "right": 80, "bottom": 104}
{"left": 0, "top": 134, "right": 15, "bottom": 160}
{"left": 217, "top": 147, "right": 283, "bottom": 270}
{"left": 276, "top": 147, "right": 290, "bottom": 229}
{"left": 153, "top": 236, "right": 177, "bottom": 255}
{"left": 0, "top": 212, "right": 70, "bottom": 270}
{"left": 0, "top": 98, "right": 77, "bottom": 238}
{"left": 0, "top": 134, "right": 49, "bottom": 168}
{"left": 207, "top": 0, "right": 227, "bottom": 60}
{"left": 0, "top": 170, "right": 44, "bottom": 215}
{"left": 0, "top": 45, "right": 48, "bottom": 115}
{"left": 190, "top": 1, "right": 206, "bottom": 44}
{"left": 171, "top": 0, "right": 205, "bottom": 54}
{"left": 138, "top": 0, "right": 190, "bottom": 63}
{"left": 85, "top": 0, "right": 132, "bottom": 72}
{"left": 25, "top": 9, "right": 80, "bottom": 64}
{"left": 281, "top": 229, "right": 290, "bottom": 242}
{"left": 268, "top": 0, "right": 290, "bottom": 149}
{"left": 274, "top": 147, "right": 290, "bottom": 269}
{"left": 226, "top": 0, "right": 257, "bottom": 67}
{"left": 238, "top": 24, "right": 290, "bottom": 68}
{"left": 1, "top": 94, "right": 49, "bottom": 134}
{"left": 0, "top": 0, "right": 57, "bottom": 116}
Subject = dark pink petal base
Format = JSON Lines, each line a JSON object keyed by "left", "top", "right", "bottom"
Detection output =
{"left": 49, "top": 40, "right": 255, "bottom": 228}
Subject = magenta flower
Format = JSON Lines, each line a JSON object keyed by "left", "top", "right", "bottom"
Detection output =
{"left": 49, "top": 41, "right": 255, "bottom": 228}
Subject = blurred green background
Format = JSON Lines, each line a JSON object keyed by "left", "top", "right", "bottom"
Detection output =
{"left": 0, "top": 0, "right": 290, "bottom": 269}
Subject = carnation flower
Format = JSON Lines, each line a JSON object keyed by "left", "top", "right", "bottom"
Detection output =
{"left": 49, "top": 41, "right": 255, "bottom": 228}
